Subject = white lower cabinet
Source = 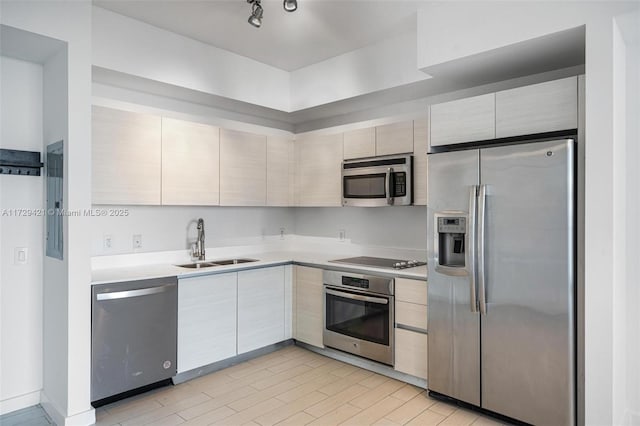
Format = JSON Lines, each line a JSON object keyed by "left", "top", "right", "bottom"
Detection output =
{"left": 237, "top": 266, "right": 286, "bottom": 354}
{"left": 177, "top": 273, "right": 237, "bottom": 373}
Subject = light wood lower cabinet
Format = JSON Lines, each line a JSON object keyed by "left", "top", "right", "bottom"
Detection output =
{"left": 395, "top": 328, "right": 428, "bottom": 379}
{"left": 177, "top": 273, "right": 237, "bottom": 373}
{"left": 161, "top": 118, "right": 220, "bottom": 206}
{"left": 92, "top": 106, "right": 162, "bottom": 205}
{"left": 237, "top": 266, "right": 286, "bottom": 354}
{"left": 395, "top": 278, "right": 428, "bottom": 379}
{"left": 294, "top": 266, "right": 324, "bottom": 347}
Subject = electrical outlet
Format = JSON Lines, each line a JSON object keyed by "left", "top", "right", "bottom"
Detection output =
{"left": 339, "top": 229, "right": 346, "bottom": 242}
{"left": 103, "top": 234, "right": 113, "bottom": 250}
{"left": 132, "top": 234, "right": 142, "bottom": 249}
{"left": 280, "top": 227, "right": 285, "bottom": 240}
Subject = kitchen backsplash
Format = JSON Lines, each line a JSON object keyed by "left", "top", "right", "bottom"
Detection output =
{"left": 91, "top": 205, "right": 426, "bottom": 256}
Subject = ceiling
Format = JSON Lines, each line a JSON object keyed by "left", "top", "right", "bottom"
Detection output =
{"left": 92, "top": 0, "right": 423, "bottom": 71}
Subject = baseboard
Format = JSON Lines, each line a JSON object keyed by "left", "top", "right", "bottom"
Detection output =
{"left": 296, "top": 341, "right": 428, "bottom": 389}
{"left": 41, "top": 392, "right": 96, "bottom": 426}
{"left": 0, "top": 390, "right": 41, "bottom": 415}
{"left": 173, "top": 340, "right": 294, "bottom": 384}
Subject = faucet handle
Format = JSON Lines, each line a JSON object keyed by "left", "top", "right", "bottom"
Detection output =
{"left": 190, "top": 242, "right": 199, "bottom": 260}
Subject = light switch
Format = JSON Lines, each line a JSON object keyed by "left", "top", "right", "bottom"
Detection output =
{"left": 14, "top": 247, "right": 28, "bottom": 265}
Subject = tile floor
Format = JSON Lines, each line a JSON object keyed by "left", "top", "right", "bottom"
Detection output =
{"left": 0, "top": 405, "right": 53, "bottom": 426}
{"left": 94, "top": 345, "right": 506, "bottom": 426}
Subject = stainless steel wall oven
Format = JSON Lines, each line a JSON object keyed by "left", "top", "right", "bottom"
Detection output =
{"left": 323, "top": 270, "right": 394, "bottom": 365}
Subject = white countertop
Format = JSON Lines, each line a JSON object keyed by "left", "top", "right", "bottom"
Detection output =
{"left": 91, "top": 246, "right": 427, "bottom": 285}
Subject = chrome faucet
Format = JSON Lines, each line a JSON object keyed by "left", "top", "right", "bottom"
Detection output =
{"left": 192, "top": 218, "right": 206, "bottom": 261}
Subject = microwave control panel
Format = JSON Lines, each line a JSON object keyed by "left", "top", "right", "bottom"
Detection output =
{"left": 393, "top": 172, "right": 406, "bottom": 196}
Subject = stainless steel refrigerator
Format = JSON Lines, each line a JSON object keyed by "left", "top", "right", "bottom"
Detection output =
{"left": 426, "top": 138, "right": 575, "bottom": 425}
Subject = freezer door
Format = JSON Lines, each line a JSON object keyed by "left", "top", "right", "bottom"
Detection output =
{"left": 427, "top": 150, "right": 480, "bottom": 406}
{"left": 479, "top": 139, "right": 575, "bottom": 425}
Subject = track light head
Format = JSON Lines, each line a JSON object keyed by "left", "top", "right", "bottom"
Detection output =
{"left": 247, "top": 0, "right": 263, "bottom": 28}
{"left": 283, "top": 0, "right": 297, "bottom": 12}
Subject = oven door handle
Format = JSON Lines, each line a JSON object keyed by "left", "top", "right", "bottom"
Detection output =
{"left": 325, "top": 288, "right": 389, "bottom": 305}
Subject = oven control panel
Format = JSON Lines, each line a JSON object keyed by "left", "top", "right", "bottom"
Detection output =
{"left": 342, "top": 276, "right": 369, "bottom": 289}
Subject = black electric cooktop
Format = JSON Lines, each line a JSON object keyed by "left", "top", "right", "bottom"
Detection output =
{"left": 329, "top": 256, "right": 426, "bottom": 270}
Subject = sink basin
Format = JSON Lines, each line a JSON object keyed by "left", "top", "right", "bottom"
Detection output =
{"left": 176, "top": 258, "right": 259, "bottom": 269}
{"left": 211, "top": 258, "right": 259, "bottom": 265}
{"left": 176, "top": 262, "right": 220, "bottom": 269}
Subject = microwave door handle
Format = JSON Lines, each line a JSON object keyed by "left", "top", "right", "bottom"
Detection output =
{"left": 387, "top": 167, "right": 394, "bottom": 205}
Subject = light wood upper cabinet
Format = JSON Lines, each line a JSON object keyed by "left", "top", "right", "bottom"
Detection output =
{"left": 92, "top": 106, "right": 161, "bottom": 205}
{"left": 430, "top": 93, "right": 495, "bottom": 147}
{"left": 177, "top": 273, "right": 237, "bottom": 373}
{"left": 294, "top": 266, "right": 323, "bottom": 348}
{"left": 220, "top": 128, "right": 267, "bottom": 206}
{"left": 266, "top": 136, "right": 294, "bottom": 206}
{"left": 161, "top": 118, "right": 220, "bottom": 206}
{"left": 376, "top": 120, "right": 414, "bottom": 156}
{"left": 413, "top": 117, "right": 428, "bottom": 206}
{"left": 295, "top": 132, "right": 343, "bottom": 207}
{"left": 496, "top": 76, "right": 578, "bottom": 138}
{"left": 343, "top": 127, "right": 375, "bottom": 160}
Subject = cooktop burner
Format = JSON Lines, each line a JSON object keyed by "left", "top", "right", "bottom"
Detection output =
{"left": 329, "top": 256, "right": 426, "bottom": 270}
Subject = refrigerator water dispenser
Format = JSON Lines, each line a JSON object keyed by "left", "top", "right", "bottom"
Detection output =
{"left": 437, "top": 216, "right": 467, "bottom": 268}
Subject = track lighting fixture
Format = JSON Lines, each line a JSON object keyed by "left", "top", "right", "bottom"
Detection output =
{"left": 247, "top": 0, "right": 263, "bottom": 28}
{"left": 246, "top": 0, "right": 297, "bottom": 28}
{"left": 283, "top": 0, "right": 297, "bottom": 12}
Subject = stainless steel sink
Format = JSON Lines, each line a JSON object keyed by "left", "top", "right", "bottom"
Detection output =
{"left": 211, "top": 258, "right": 259, "bottom": 265}
{"left": 176, "top": 258, "right": 259, "bottom": 269}
{"left": 176, "top": 261, "right": 220, "bottom": 269}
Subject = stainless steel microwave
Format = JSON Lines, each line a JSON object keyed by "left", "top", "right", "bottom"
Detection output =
{"left": 342, "top": 154, "right": 413, "bottom": 207}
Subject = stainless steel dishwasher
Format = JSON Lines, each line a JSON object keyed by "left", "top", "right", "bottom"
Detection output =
{"left": 91, "top": 277, "right": 177, "bottom": 405}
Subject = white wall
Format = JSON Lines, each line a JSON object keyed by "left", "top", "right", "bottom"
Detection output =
{"left": 92, "top": 7, "right": 291, "bottom": 112}
{"left": 290, "top": 24, "right": 429, "bottom": 111}
{"left": 295, "top": 207, "right": 426, "bottom": 251}
{"left": 91, "top": 206, "right": 295, "bottom": 256}
{"left": 617, "top": 8, "right": 640, "bottom": 425}
{"left": 0, "top": 56, "right": 44, "bottom": 414}
{"left": 1, "top": 1, "right": 94, "bottom": 425}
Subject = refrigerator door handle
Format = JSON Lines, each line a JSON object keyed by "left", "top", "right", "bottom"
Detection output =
{"left": 386, "top": 167, "right": 394, "bottom": 205}
{"left": 477, "top": 184, "right": 488, "bottom": 315}
{"left": 467, "top": 185, "right": 478, "bottom": 313}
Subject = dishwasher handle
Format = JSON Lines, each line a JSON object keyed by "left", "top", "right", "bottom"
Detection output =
{"left": 96, "top": 284, "right": 174, "bottom": 301}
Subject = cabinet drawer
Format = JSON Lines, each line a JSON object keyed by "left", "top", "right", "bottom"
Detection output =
{"left": 395, "top": 278, "right": 427, "bottom": 304}
{"left": 496, "top": 76, "right": 577, "bottom": 138}
{"left": 394, "top": 328, "right": 427, "bottom": 379}
{"left": 396, "top": 301, "right": 427, "bottom": 331}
